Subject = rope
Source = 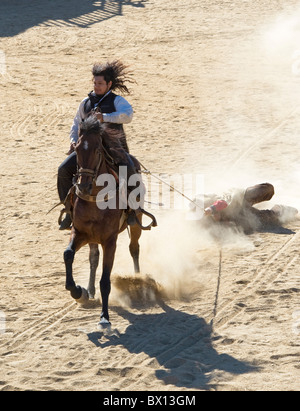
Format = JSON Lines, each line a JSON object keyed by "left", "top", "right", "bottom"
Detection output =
{"left": 211, "top": 248, "right": 222, "bottom": 330}
{"left": 139, "top": 161, "right": 224, "bottom": 330}
{"left": 138, "top": 161, "right": 204, "bottom": 212}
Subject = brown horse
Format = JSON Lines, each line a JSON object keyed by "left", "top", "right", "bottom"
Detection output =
{"left": 64, "top": 116, "right": 156, "bottom": 327}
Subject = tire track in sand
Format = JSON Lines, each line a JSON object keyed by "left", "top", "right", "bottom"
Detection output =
{"left": 10, "top": 98, "right": 70, "bottom": 141}
{"left": 0, "top": 301, "right": 77, "bottom": 353}
{"left": 212, "top": 230, "right": 300, "bottom": 329}
{"left": 225, "top": 106, "right": 300, "bottom": 175}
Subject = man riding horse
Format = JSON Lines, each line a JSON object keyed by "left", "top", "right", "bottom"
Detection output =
{"left": 57, "top": 60, "right": 135, "bottom": 230}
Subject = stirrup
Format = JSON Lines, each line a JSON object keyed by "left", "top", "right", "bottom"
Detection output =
{"left": 128, "top": 208, "right": 157, "bottom": 231}
{"left": 139, "top": 208, "right": 158, "bottom": 230}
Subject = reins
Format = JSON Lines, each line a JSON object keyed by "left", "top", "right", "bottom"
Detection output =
{"left": 75, "top": 132, "right": 115, "bottom": 202}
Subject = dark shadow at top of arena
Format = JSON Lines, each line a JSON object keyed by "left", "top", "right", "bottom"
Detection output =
{"left": 0, "top": 0, "right": 147, "bottom": 37}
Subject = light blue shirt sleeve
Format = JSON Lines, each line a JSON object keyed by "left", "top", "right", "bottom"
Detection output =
{"left": 69, "top": 98, "right": 89, "bottom": 144}
{"left": 102, "top": 95, "right": 133, "bottom": 124}
{"left": 69, "top": 95, "right": 133, "bottom": 143}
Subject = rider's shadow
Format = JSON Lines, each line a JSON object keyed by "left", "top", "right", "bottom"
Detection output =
{"left": 87, "top": 303, "right": 258, "bottom": 390}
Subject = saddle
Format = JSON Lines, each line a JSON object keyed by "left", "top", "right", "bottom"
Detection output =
{"left": 59, "top": 166, "right": 157, "bottom": 231}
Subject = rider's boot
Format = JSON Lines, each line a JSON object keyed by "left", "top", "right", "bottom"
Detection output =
{"left": 59, "top": 213, "right": 72, "bottom": 230}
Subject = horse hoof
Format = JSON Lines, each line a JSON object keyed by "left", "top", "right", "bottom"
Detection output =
{"left": 98, "top": 316, "right": 111, "bottom": 331}
{"left": 75, "top": 287, "right": 89, "bottom": 304}
{"left": 70, "top": 285, "right": 82, "bottom": 300}
{"left": 87, "top": 290, "right": 95, "bottom": 300}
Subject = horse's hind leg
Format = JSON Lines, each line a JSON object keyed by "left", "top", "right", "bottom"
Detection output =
{"left": 129, "top": 220, "right": 142, "bottom": 274}
{"left": 87, "top": 244, "right": 99, "bottom": 299}
{"left": 64, "top": 232, "right": 86, "bottom": 300}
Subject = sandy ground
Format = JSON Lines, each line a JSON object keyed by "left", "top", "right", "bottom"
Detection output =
{"left": 0, "top": 0, "right": 300, "bottom": 391}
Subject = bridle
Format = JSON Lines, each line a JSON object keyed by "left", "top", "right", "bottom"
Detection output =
{"left": 74, "top": 128, "right": 158, "bottom": 230}
{"left": 77, "top": 150, "right": 102, "bottom": 184}
{"left": 75, "top": 138, "right": 103, "bottom": 202}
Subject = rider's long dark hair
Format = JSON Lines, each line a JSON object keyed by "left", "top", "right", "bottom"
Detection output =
{"left": 92, "top": 60, "right": 134, "bottom": 94}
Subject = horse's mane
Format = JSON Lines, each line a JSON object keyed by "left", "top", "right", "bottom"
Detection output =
{"left": 79, "top": 116, "right": 128, "bottom": 164}
{"left": 79, "top": 116, "right": 101, "bottom": 134}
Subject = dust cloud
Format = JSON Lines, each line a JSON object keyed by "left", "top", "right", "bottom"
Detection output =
{"left": 83, "top": 3, "right": 300, "bottom": 310}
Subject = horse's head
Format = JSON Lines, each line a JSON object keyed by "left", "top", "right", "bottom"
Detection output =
{"left": 76, "top": 116, "right": 102, "bottom": 196}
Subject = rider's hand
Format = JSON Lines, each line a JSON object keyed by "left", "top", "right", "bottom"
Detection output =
{"left": 66, "top": 142, "right": 76, "bottom": 155}
{"left": 95, "top": 112, "right": 104, "bottom": 123}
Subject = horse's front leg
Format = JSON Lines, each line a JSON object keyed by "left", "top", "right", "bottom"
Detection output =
{"left": 87, "top": 243, "right": 100, "bottom": 299}
{"left": 99, "top": 236, "right": 117, "bottom": 326}
{"left": 64, "top": 231, "right": 86, "bottom": 300}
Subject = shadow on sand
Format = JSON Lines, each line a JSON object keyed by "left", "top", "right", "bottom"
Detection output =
{"left": 87, "top": 302, "right": 258, "bottom": 390}
{"left": 0, "top": 0, "right": 147, "bottom": 37}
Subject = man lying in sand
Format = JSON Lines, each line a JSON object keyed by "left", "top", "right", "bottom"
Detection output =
{"left": 193, "top": 183, "right": 298, "bottom": 234}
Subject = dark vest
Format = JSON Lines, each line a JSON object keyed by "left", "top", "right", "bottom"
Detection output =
{"left": 83, "top": 91, "right": 122, "bottom": 130}
{"left": 84, "top": 91, "right": 128, "bottom": 150}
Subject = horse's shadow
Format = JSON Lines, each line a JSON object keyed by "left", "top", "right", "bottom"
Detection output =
{"left": 87, "top": 303, "right": 258, "bottom": 390}
{"left": 0, "top": 0, "right": 147, "bottom": 37}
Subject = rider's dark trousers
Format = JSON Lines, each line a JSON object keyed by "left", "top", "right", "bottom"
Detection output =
{"left": 57, "top": 148, "right": 136, "bottom": 204}
{"left": 57, "top": 152, "right": 77, "bottom": 203}
{"left": 221, "top": 183, "right": 279, "bottom": 232}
